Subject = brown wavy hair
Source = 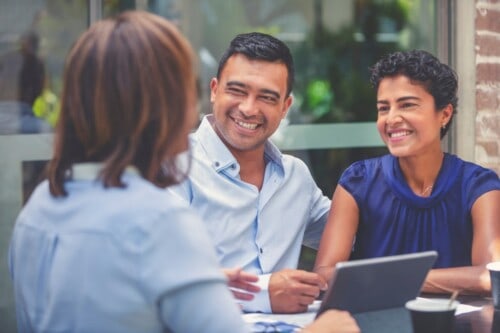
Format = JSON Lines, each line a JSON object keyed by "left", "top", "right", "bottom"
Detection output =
{"left": 48, "top": 11, "right": 196, "bottom": 196}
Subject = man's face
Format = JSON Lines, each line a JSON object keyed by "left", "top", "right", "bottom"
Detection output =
{"left": 210, "top": 54, "right": 292, "bottom": 155}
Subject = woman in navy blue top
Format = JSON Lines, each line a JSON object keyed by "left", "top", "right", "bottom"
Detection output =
{"left": 315, "top": 50, "right": 500, "bottom": 295}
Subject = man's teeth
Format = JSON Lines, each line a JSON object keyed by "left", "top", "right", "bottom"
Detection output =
{"left": 390, "top": 131, "right": 411, "bottom": 138}
{"left": 236, "top": 120, "right": 258, "bottom": 130}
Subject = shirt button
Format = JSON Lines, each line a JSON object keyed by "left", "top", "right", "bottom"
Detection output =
{"left": 214, "top": 161, "right": 220, "bottom": 167}
{"left": 230, "top": 164, "right": 236, "bottom": 169}
{"left": 260, "top": 248, "right": 263, "bottom": 254}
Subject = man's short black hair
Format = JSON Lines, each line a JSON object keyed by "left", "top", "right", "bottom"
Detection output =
{"left": 217, "top": 32, "right": 294, "bottom": 97}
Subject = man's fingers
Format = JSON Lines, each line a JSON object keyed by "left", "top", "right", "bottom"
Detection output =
{"left": 293, "top": 270, "right": 328, "bottom": 289}
{"left": 289, "top": 281, "right": 322, "bottom": 298}
{"left": 298, "top": 294, "right": 317, "bottom": 307}
{"left": 270, "top": 269, "right": 330, "bottom": 313}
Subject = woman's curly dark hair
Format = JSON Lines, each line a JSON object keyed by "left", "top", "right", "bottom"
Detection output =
{"left": 370, "top": 50, "right": 458, "bottom": 138}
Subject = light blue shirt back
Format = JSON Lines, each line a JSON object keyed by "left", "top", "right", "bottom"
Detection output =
{"left": 9, "top": 165, "right": 247, "bottom": 333}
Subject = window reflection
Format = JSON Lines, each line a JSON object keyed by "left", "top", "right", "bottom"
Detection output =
{"left": 0, "top": 29, "right": 51, "bottom": 134}
{"left": 0, "top": 0, "right": 88, "bottom": 135}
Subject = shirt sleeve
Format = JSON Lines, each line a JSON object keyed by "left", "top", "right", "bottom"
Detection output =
{"left": 159, "top": 279, "right": 249, "bottom": 333}
{"left": 464, "top": 166, "right": 500, "bottom": 211}
{"left": 238, "top": 273, "right": 272, "bottom": 313}
{"left": 338, "top": 160, "right": 369, "bottom": 207}
{"left": 123, "top": 202, "right": 244, "bottom": 330}
{"left": 302, "top": 162, "right": 331, "bottom": 249}
{"left": 136, "top": 207, "right": 224, "bottom": 300}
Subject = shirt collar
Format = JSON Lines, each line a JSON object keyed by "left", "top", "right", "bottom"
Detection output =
{"left": 195, "top": 115, "right": 284, "bottom": 175}
{"left": 70, "top": 163, "right": 140, "bottom": 181}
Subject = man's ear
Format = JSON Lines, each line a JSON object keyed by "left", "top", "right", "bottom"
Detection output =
{"left": 210, "top": 78, "right": 218, "bottom": 103}
{"left": 282, "top": 94, "right": 293, "bottom": 119}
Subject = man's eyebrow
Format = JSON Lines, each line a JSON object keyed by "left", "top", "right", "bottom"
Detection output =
{"left": 226, "top": 81, "right": 246, "bottom": 89}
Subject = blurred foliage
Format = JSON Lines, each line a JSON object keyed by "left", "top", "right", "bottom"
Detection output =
{"left": 33, "top": 89, "right": 59, "bottom": 127}
{"left": 291, "top": 0, "right": 409, "bottom": 124}
{"left": 304, "top": 79, "right": 333, "bottom": 120}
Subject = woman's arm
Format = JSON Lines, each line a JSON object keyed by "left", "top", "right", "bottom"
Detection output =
{"left": 314, "top": 185, "right": 360, "bottom": 284}
{"left": 423, "top": 190, "right": 500, "bottom": 295}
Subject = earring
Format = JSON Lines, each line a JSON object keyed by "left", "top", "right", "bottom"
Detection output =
{"left": 442, "top": 123, "right": 446, "bottom": 129}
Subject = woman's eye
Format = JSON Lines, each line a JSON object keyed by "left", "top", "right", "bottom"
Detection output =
{"left": 401, "top": 103, "right": 416, "bottom": 109}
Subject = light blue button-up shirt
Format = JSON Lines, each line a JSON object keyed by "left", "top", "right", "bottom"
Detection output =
{"left": 169, "top": 115, "right": 331, "bottom": 312}
{"left": 8, "top": 164, "right": 248, "bottom": 333}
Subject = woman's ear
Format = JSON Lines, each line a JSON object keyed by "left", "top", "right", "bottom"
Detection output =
{"left": 441, "top": 103, "right": 453, "bottom": 126}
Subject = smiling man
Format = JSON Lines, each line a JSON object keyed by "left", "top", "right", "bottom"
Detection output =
{"left": 168, "top": 32, "right": 330, "bottom": 314}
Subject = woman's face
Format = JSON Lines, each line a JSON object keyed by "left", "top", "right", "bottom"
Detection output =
{"left": 375, "top": 74, "right": 452, "bottom": 158}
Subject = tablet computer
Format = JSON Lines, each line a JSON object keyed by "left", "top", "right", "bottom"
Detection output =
{"left": 316, "top": 251, "right": 437, "bottom": 316}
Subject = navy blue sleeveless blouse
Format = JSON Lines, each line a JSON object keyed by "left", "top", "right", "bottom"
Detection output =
{"left": 339, "top": 153, "right": 500, "bottom": 268}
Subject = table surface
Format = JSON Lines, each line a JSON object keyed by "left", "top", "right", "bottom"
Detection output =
{"left": 242, "top": 295, "right": 499, "bottom": 333}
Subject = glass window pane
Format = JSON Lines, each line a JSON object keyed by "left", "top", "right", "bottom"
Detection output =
{"left": 0, "top": 1, "right": 88, "bottom": 331}
{"left": 0, "top": 0, "right": 88, "bottom": 135}
{"left": 168, "top": 0, "right": 437, "bottom": 123}
{"left": 103, "top": 0, "right": 136, "bottom": 17}
{"left": 137, "top": 0, "right": 437, "bottom": 188}
{"left": 106, "top": 1, "right": 436, "bottom": 126}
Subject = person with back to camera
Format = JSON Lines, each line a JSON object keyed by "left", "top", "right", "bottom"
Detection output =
{"left": 8, "top": 10, "right": 359, "bottom": 333}
{"left": 314, "top": 49, "right": 500, "bottom": 296}
{"left": 167, "top": 31, "right": 332, "bottom": 314}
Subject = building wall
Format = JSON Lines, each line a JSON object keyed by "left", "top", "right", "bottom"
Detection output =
{"left": 475, "top": 0, "right": 500, "bottom": 174}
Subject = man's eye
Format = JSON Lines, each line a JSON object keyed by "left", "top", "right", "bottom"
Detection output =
{"left": 260, "top": 95, "right": 278, "bottom": 104}
{"left": 227, "top": 88, "right": 245, "bottom": 95}
{"left": 377, "top": 106, "right": 389, "bottom": 112}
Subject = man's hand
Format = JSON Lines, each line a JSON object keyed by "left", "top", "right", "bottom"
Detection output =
{"left": 269, "top": 269, "right": 328, "bottom": 313}
{"left": 303, "top": 309, "right": 360, "bottom": 333}
{"left": 222, "top": 267, "right": 261, "bottom": 301}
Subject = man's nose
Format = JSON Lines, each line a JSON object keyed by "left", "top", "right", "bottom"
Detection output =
{"left": 238, "top": 97, "right": 258, "bottom": 116}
